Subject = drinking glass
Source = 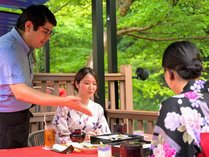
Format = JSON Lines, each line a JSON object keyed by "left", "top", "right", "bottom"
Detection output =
{"left": 120, "top": 142, "right": 143, "bottom": 157}
{"left": 98, "top": 145, "right": 112, "bottom": 157}
{"left": 44, "top": 125, "right": 55, "bottom": 149}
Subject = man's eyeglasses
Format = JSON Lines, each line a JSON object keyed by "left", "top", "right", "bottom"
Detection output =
{"left": 40, "top": 26, "right": 54, "bottom": 37}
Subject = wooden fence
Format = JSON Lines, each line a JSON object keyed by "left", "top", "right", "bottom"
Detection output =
{"left": 106, "top": 109, "right": 158, "bottom": 134}
{"left": 30, "top": 65, "right": 158, "bottom": 134}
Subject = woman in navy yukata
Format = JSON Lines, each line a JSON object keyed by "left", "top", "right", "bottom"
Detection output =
{"left": 151, "top": 41, "right": 209, "bottom": 157}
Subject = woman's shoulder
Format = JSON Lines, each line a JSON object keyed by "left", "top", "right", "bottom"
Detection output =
{"left": 88, "top": 99, "right": 100, "bottom": 105}
{"left": 162, "top": 94, "right": 184, "bottom": 105}
{"left": 56, "top": 106, "right": 70, "bottom": 113}
{"left": 88, "top": 100, "right": 104, "bottom": 110}
{"left": 159, "top": 94, "right": 187, "bottom": 113}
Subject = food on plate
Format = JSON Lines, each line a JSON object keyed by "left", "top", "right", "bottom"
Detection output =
{"left": 52, "top": 144, "right": 74, "bottom": 154}
{"left": 97, "top": 134, "right": 129, "bottom": 141}
{"left": 66, "top": 142, "right": 99, "bottom": 153}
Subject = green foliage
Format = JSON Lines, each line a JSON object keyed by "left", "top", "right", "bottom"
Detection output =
{"left": 33, "top": 49, "right": 45, "bottom": 72}
{"left": 34, "top": 0, "right": 209, "bottom": 111}
{"left": 50, "top": 47, "right": 91, "bottom": 73}
{"left": 0, "top": 6, "right": 22, "bottom": 14}
{"left": 115, "top": 0, "right": 209, "bottom": 110}
{"left": 42, "top": 0, "right": 92, "bottom": 73}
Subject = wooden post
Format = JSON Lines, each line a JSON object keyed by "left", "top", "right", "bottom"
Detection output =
{"left": 120, "top": 65, "right": 133, "bottom": 110}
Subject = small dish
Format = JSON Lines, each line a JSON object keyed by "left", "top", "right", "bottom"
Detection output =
{"left": 52, "top": 144, "right": 74, "bottom": 154}
{"left": 70, "top": 129, "right": 86, "bottom": 143}
{"left": 67, "top": 142, "right": 99, "bottom": 153}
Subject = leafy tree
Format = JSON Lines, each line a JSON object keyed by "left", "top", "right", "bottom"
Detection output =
{"left": 34, "top": 0, "right": 209, "bottom": 111}
{"left": 34, "top": 0, "right": 93, "bottom": 73}
{"left": 116, "top": 0, "right": 209, "bottom": 110}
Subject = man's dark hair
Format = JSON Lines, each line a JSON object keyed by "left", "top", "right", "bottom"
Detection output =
{"left": 16, "top": 5, "right": 57, "bottom": 31}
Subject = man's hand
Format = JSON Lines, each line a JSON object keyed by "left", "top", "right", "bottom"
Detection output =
{"left": 64, "top": 96, "right": 92, "bottom": 116}
{"left": 10, "top": 83, "right": 92, "bottom": 116}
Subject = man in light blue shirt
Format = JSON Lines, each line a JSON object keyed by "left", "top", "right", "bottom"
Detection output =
{"left": 0, "top": 27, "right": 33, "bottom": 112}
{"left": 0, "top": 5, "right": 91, "bottom": 149}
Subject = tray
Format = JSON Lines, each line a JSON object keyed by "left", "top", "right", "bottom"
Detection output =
{"left": 90, "top": 133, "right": 144, "bottom": 145}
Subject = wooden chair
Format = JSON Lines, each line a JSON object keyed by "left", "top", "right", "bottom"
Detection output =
{"left": 28, "top": 129, "right": 44, "bottom": 147}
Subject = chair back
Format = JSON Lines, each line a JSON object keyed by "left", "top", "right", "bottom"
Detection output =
{"left": 28, "top": 129, "right": 44, "bottom": 147}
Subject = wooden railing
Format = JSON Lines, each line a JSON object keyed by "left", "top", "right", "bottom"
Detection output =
{"left": 29, "top": 65, "right": 158, "bottom": 134}
{"left": 30, "top": 65, "right": 133, "bottom": 132}
{"left": 106, "top": 109, "right": 158, "bottom": 134}
{"left": 30, "top": 112, "right": 55, "bottom": 133}
{"left": 29, "top": 110, "right": 158, "bottom": 134}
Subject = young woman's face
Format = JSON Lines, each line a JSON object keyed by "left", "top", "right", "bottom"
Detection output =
{"left": 76, "top": 73, "right": 97, "bottom": 98}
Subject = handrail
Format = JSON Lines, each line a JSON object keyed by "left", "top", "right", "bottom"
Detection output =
{"left": 30, "top": 112, "right": 55, "bottom": 133}
{"left": 106, "top": 109, "right": 158, "bottom": 134}
{"left": 34, "top": 73, "right": 125, "bottom": 81}
{"left": 29, "top": 110, "right": 158, "bottom": 134}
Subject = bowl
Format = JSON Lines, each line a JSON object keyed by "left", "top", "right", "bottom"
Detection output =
{"left": 70, "top": 129, "right": 86, "bottom": 143}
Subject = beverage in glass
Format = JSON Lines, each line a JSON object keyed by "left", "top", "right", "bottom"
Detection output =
{"left": 44, "top": 125, "right": 55, "bottom": 149}
{"left": 120, "top": 142, "right": 143, "bottom": 157}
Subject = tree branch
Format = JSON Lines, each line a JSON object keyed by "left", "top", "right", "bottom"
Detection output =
{"left": 125, "top": 33, "right": 209, "bottom": 41}
{"left": 53, "top": 2, "right": 71, "bottom": 14}
{"left": 117, "top": 13, "right": 169, "bottom": 35}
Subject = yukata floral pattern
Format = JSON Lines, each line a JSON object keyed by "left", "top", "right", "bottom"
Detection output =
{"left": 52, "top": 100, "right": 111, "bottom": 144}
{"left": 152, "top": 80, "right": 209, "bottom": 157}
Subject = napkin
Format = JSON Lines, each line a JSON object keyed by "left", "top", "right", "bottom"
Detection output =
{"left": 198, "top": 133, "right": 209, "bottom": 157}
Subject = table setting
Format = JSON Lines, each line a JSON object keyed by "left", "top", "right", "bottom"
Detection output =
{"left": 0, "top": 126, "right": 152, "bottom": 157}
